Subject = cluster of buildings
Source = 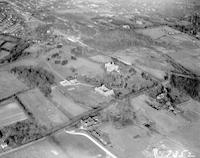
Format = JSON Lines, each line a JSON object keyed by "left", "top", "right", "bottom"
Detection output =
{"left": 79, "top": 115, "right": 111, "bottom": 146}
{"left": 154, "top": 88, "right": 177, "bottom": 113}
{"left": 94, "top": 61, "right": 122, "bottom": 97}
{"left": 79, "top": 115, "right": 101, "bottom": 130}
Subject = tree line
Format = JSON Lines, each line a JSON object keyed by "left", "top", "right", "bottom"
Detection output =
{"left": 11, "top": 66, "right": 55, "bottom": 96}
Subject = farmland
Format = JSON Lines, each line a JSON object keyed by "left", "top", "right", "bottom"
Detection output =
{"left": 0, "top": 71, "right": 28, "bottom": 100}
{"left": 17, "top": 89, "right": 69, "bottom": 129}
{"left": 58, "top": 84, "right": 112, "bottom": 108}
{"left": 51, "top": 88, "right": 88, "bottom": 117}
{"left": 2, "top": 130, "right": 107, "bottom": 158}
{"left": 0, "top": 0, "right": 200, "bottom": 158}
{"left": 0, "top": 101, "right": 27, "bottom": 128}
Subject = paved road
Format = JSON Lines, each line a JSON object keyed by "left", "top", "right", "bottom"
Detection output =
{"left": 0, "top": 105, "right": 106, "bottom": 157}
{"left": 65, "top": 129, "right": 118, "bottom": 158}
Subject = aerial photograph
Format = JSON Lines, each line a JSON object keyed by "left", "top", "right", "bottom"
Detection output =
{"left": 0, "top": 0, "right": 200, "bottom": 158}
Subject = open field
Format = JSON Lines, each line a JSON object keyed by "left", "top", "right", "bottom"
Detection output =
{"left": 99, "top": 121, "right": 196, "bottom": 158}
{"left": 0, "top": 71, "right": 28, "bottom": 100}
{"left": 44, "top": 55, "right": 105, "bottom": 80}
{"left": 83, "top": 29, "right": 158, "bottom": 52}
{"left": 98, "top": 94, "right": 200, "bottom": 158}
{"left": 89, "top": 55, "right": 112, "bottom": 64}
{"left": 166, "top": 48, "right": 200, "bottom": 74}
{"left": 130, "top": 94, "right": 189, "bottom": 133}
{"left": 17, "top": 89, "right": 69, "bottom": 129}
{"left": 51, "top": 88, "right": 88, "bottom": 116}
{"left": 0, "top": 50, "right": 9, "bottom": 60}
{"left": 1, "top": 130, "right": 107, "bottom": 158}
{"left": 111, "top": 47, "right": 174, "bottom": 80}
{"left": 136, "top": 64, "right": 166, "bottom": 80}
{"left": 168, "top": 122, "right": 200, "bottom": 156}
{"left": 100, "top": 123, "right": 199, "bottom": 158}
{"left": 135, "top": 26, "right": 181, "bottom": 40}
{"left": 100, "top": 123, "right": 153, "bottom": 158}
{"left": 130, "top": 95, "right": 200, "bottom": 156}
{"left": 165, "top": 99, "right": 200, "bottom": 154}
{"left": 36, "top": 44, "right": 106, "bottom": 83}
{"left": 0, "top": 101, "right": 27, "bottom": 128}
{"left": 66, "top": 57, "right": 105, "bottom": 78}
{"left": 59, "top": 84, "right": 112, "bottom": 108}
{"left": 136, "top": 26, "right": 200, "bottom": 50}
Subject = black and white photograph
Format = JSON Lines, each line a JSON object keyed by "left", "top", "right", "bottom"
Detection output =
{"left": 0, "top": 0, "right": 199, "bottom": 158}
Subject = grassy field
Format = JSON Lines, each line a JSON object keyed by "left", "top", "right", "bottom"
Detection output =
{"left": 59, "top": 85, "right": 112, "bottom": 108}
{"left": 51, "top": 88, "right": 88, "bottom": 116}
{"left": 47, "top": 57, "right": 105, "bottom": 80}
{"left": 38, "top": 45, "right": 105, "bottom": 82}
{"left": 89, "top": 55, "right": 112, "bottom": 64}
{"left": 98, "top": 94, "right": 200, "bottom": 158}
{"left": 100, "top": 121, "right": 199, "bottom": 158}
{"left": 167, "top": 48, "right": 200, "bottom": 74}
{"left": 0, "top": 71, "right": 28, "bottom": 100}
{"left": 130, "top": 94, "right": 188, "bottom": 133}
{"left": 166, "top": 99, "right": 200, "bottom": 155}
{"left": 2, "top": 130, "right": 107, "bottom": 158}
{"left": 130, "top": 95, "right": 200, "bottom": 157}
{"left": 0, "top": 50, "right": 9, "bottom": 60}
{"left": 0, "top": 101, "right": 27, "bottom": 128}
{"left": 135, "top": 26, "right": 181, "bottom": 40}
{"left": 66, "top": 57, "right": 105, "bottom": 78}
{"left": 112, "top": 47, "right": 173, "bottom": 71}
{"left": 100, "top": 123, "right": 160, "bottom": 158}
{"left": 17, "top": 89, "right": 69, "bottom": 129}
{"left": 83, "top": 29, "right": 157, "bottom": 52}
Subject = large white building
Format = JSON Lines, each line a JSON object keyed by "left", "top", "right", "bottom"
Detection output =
{"left": 105, "top": 62, "right": 120, "bottom": 73}
{"left": 95, "top": 85, "right": 114, "bottom": 97}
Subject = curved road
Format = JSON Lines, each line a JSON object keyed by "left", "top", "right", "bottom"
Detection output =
{"left": 65, "top": 129, "right": 118, "bottom": 158}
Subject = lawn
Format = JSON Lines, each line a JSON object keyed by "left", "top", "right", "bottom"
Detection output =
{"left": 51, "top": 88, "right": 88, "bottom": 117}
{"left": 59, "top": 84, "right": 112, "bottom": 108}
{"left": 0, "top": 71, "right": 28, "bottom": 100}
{"left": 0, "top": 101, "right": 27, "bottom": 128}
{"left": 17, "top": 89, "right": 69, "bottom": 129}
{"left": 100, "top": 123, "right": 158, "bottom": 158}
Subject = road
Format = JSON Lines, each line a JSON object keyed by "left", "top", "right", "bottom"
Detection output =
{"left": 65, "top": 129, "right": 118, "bottom": 158}
{"left": 0, "top": 105, "right": 106, "bottom": 157}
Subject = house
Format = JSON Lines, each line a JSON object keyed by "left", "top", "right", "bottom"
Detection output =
{"left": 95, "top": 85, "right": 114, "bottom": 97}
{"left": 60, "top": 79, "right": 80, "bottom": 86}
{"left": 0, "top": 143, "right": 7, "bottom": 149}
{"left": 80, "top": 116, "right": 100, "bottom": 130}
{"left": 105, "top": 62, "right": 120, "bottom": 73}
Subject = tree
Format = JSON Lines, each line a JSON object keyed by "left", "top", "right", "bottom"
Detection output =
{"left": 170, "top": 74, "right": 200, "bottom": 100}
{"left": 1, "top": 120, "right": 46, "bottom": 147}
{"left": 109, "top": 99, "right": 136, "bottom": 128}
{"left": 11, "top": 66, "right": 55, "bottom": 96}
